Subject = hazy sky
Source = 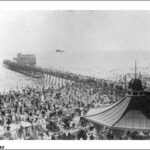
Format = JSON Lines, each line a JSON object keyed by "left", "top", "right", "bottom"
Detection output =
{"left": 1, "top": 10, "right": 150, "bottom": 69}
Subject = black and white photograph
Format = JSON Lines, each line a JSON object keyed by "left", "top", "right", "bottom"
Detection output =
{"left": 1, "top": 7, "right": 150, "bottom": 144}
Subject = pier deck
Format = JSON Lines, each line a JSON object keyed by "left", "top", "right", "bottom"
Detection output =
{"left": 3, "top": 60, "right": 103, "bottom": 86}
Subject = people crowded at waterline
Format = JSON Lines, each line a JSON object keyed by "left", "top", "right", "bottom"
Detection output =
{"left": 0, "top": 77, "right": 148, "bottom": 140}
{"left": 0, "top": 79, "right": 125, "bottom": 140}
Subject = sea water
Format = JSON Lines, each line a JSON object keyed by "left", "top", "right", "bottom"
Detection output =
{"left": 0, "top": 65, "right": 43, "bottom": 92}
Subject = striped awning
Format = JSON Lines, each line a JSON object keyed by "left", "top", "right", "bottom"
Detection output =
{"left": 84, "top": 95, "right": 150, "bottom": 131}
{"left": 114, "top": 110, "right": 150, "bottom": 131}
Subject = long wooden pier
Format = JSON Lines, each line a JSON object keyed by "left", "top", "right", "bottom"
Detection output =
{"left": 3, "top": 60, "right": 104, "bottom": 86}
{"left": 3, "top": 59, "right": 125, "bottom": 98}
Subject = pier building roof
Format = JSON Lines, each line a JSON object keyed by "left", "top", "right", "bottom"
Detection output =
{"left": 13, "top": 53, "right": 36, "bottom": 66}
{"left": 84, "top": 78, "right": 150, "bottom": 131}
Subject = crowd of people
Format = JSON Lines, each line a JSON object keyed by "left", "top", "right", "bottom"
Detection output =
{"left": 0, "top": 78, "right": 124, "bottom": 140}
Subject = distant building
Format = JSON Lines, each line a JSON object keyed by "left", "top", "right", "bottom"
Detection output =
{"left": 13, "top": 53, "right": 36, "bottom": 66}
